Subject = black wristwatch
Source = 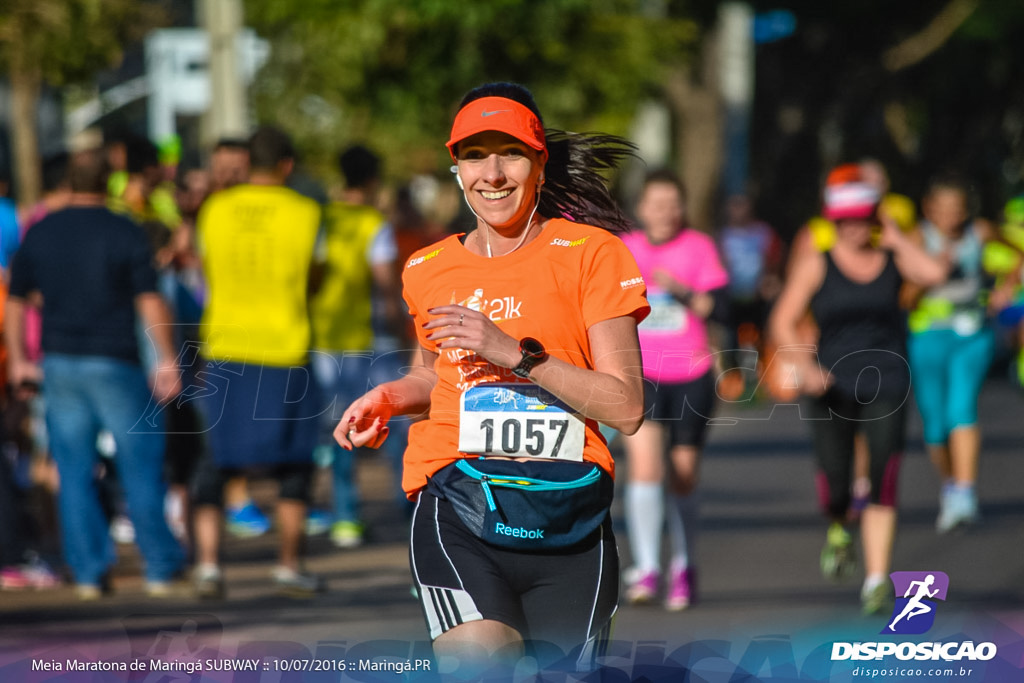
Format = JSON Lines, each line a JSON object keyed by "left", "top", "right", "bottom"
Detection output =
{"left": 512, "top": 337, "right": 548, "bottom": 379}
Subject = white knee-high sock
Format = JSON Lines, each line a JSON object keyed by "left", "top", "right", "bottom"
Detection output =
{"left": 667, "top": 493, "right": 698, "bottom": 571}
{"left": 625, "top": 481, "right": 664, "bottom": 573}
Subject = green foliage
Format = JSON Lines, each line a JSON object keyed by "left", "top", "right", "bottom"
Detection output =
{"left": 960, "top": 0, "right": 1024, "bottom": 41}
{"left": 0, "top": 0, "right": 164, "bottom": 83}
{"left": 244, "top": 0, "right": 698, "bottom": 181}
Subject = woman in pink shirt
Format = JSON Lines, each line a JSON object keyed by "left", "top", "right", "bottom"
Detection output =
{"left": 620, "top": 169, "right": 730, "bottom": 610}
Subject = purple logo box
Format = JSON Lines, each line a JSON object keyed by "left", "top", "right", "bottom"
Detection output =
{"left": 882, "top": 571, "right": 950, "bottom": 635}
{"left": 890, "top": 571, "right": 949, "bottom": 601}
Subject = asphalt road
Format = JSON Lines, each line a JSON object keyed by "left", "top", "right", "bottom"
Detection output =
{"left": 2, "top": 378, "right": 1022, "bottom": 682}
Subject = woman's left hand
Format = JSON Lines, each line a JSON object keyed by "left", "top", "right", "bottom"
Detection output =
{"left": 423, "top": 304, "right": 520, "bottom": 369}
{"left": 988, "top": 281, "right": 1017, "bottom": 314}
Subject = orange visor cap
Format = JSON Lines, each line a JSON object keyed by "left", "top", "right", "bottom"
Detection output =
{"left": 446, "top": 97, "right": 547, "bottom": 161}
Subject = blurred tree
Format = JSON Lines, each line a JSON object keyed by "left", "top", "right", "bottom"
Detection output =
{"left": 245, "top": 0, "right": 1024, "bottom": 236}
{"left": 748, "top": 0, "right": 1024, "bottom": 237}
{"left": 245, "top": 0, "right": 698, "bottom": 192}
{"left": 0, "top": 0, "right": 165, "bottom": 206}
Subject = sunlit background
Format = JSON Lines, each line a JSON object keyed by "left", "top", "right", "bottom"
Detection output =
{"left": 1, "top": 0, "right": 1023, "bottom": 236}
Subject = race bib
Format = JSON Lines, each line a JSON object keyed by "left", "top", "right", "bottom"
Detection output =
{"left": 640, "top": 290, "right": 688, "bottom": 333}
{"left": 458, "top": 383, "right": 585, "bottom": 461}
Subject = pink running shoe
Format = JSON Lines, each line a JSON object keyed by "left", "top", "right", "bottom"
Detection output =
{"left": 1, "top": 566, "right": 32, "bottom": 590}
{"left": 625, "top": 570, "right": 659, "bottom": 604}
{"left": 665, "top": 568, "right": 696, "bottom": 611}
{"left": 0, "top": 559, "right": 59, "bottom": 590}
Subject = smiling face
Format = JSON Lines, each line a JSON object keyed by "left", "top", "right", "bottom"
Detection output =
{"left": 455, "top": 130, "right": 545, "bottom": 232}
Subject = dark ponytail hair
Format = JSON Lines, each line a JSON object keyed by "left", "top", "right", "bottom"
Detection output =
{"left": 456, "top": 82, "right": 637, "bottom": 233}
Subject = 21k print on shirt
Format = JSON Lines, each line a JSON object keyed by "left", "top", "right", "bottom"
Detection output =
{"left": 396, "top": 220, "right": 650, "bottom": 493}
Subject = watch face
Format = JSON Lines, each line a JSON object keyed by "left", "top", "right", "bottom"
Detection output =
{"left": 521, "top": 337, "right": 544, "bottom": 359}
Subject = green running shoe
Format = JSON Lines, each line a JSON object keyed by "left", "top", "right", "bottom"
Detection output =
{"left": 820, "top": 522, "right": 856, "bottom": 582}
{"left": 861, "top": 581, "right": 891, "bottom": 616}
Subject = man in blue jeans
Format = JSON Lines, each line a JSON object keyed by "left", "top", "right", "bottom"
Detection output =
{"left": 5, "top": 149, "right": 184, "bottom": 600}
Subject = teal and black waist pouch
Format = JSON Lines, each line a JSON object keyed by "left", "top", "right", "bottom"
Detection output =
{"left": 426, "top": 457, "right": 613, "bottom": 551}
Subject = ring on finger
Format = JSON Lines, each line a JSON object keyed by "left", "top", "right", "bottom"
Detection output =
{"left": 459, "top": 314, "right": 464, "bottom": 326}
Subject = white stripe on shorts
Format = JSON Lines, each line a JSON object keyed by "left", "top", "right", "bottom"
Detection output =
{"left": 421, "top": 585, "right": 483, "bottom": 639}
{"left": 577, "top": 524, "right": 614, "bottom": 671}
{"left": 411, "top": 495, "right": 483, "bottom": 639}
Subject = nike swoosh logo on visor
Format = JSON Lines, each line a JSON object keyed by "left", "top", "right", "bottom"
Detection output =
{"left": 481, "top": 110, "right": 510, "bottom": 117}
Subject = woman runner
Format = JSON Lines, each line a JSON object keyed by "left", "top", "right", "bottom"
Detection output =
{"left": 334, "top": 82, "right": 649, "bottom": 674}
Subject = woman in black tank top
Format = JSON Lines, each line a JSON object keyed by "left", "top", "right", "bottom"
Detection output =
{"left": 810, "top": 250, "right": 909, "bottom": 401}
{"left": 769, "top": 169, "right": 948, "bottom": 615}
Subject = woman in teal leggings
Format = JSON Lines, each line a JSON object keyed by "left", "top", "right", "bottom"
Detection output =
{"left": 908, "top": 328, "right": 994, "bottom": 531}
{"left": 907, "top": 173, "right": 1016, "bottom": 533}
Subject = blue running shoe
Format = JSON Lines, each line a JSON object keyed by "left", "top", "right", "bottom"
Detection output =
{"left": 305, "top": 509, "right": 332, "bottom": 536}
{"left": 936, "top": 485, "right": 980, "bottom": 534}
{"left": 226, "top": 502, "right": 270, "bottom": 538}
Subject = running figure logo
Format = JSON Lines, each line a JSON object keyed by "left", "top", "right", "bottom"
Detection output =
{"left": 883, "top": 571, "right": 949, "bottom": 635}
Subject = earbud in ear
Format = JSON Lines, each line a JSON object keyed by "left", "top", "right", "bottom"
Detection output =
{"left": 538, "top": 175, "right": 545, "bottom": 185}
{"left": 450, "top": 164, "right": 464, "bottom": 190}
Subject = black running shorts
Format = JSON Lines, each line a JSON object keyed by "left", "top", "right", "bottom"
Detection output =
{"left": 642, "top": 369, "right": 717, "bottom": 448}
{"left": 409, "top": 489, "right": 618, "bottom": 670}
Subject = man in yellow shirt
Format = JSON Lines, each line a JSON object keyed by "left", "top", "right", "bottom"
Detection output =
{"left": 191, "top": 126, "right": 324, "bottom": 598}
{"left": 309, "top": 145, "right": 405, "bottom": 547}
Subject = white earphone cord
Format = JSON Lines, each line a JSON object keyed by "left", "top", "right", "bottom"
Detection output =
{"left": 457, "top": 175, "right": 543, "bottom": 258}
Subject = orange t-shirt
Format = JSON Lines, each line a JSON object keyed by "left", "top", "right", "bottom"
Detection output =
{"left": 400, "top": 218, "right": 650, "bottom": 497}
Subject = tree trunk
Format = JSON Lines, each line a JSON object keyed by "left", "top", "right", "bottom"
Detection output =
{"left": 9, "top": 58, "right": 42, "bottom": 208}
{"left": 664, "top": 31, "right": 723, "bottom": 234}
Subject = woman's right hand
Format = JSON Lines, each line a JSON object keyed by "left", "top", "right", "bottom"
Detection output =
{"left": 795, "top": 359, "right": 833, "bottom": 397}
{"left": 334, "top": 387, "right": 394, "bottom": 451}
{"left": 8, "top": 359, "right": 43, "bottom": 400}
{"left": 764, "top": 346, "right": 832, "bottom": 399}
